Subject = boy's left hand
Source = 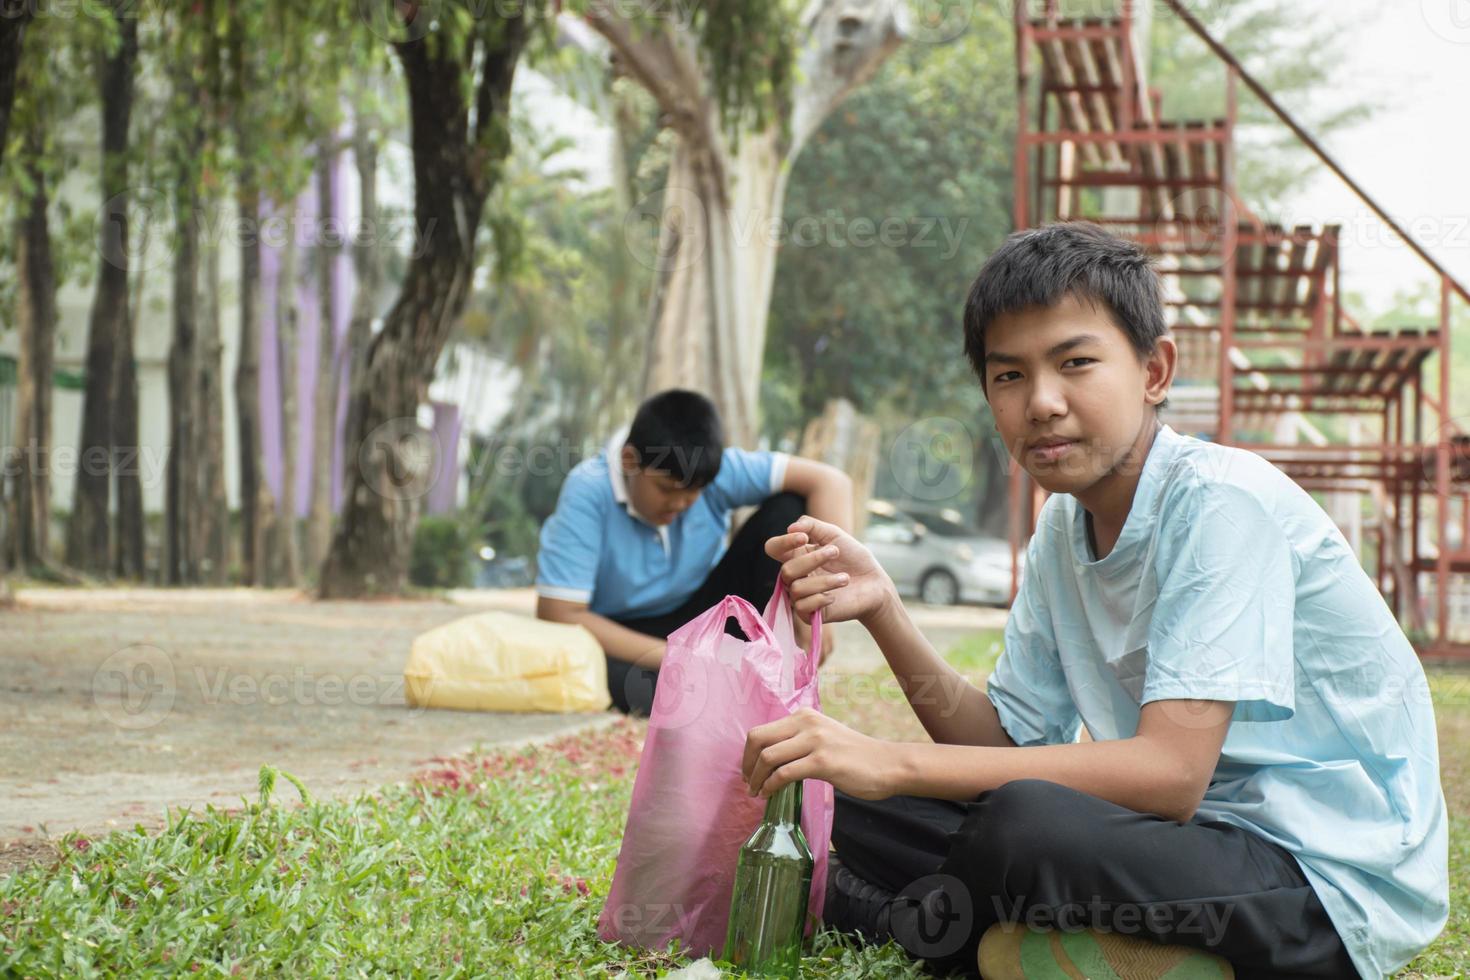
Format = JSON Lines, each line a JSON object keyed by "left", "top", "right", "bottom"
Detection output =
{"left": 742, "top": 707, "right": 895, "bottom": 801}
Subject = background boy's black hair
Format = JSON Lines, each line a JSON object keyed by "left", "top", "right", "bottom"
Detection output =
{"left": 624, "top": 389, "right": 725, "bottom": 488}
{"left": 963, "top": 221, "right": 1170, "bottom": 411}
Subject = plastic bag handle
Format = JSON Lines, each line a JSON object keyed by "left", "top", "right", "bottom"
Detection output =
{"left": 765, "top": 575, "right": 822, "bottom": 664}
{"left": 708, "top": 593, "right": 779, "bottom": 649}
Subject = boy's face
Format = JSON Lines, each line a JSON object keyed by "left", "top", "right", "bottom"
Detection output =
{"left": 620, "top": 446, "right": 703, "bottom": 525}
{"left": 981, "top": 293, "right": 1175, "bottom": 498}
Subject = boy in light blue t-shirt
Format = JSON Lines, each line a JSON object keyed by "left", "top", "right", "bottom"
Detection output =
{"left": 740, "top": 223, "right": 1449, "bottom": 978}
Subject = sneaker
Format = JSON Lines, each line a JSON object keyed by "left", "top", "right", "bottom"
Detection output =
{"left": 976, "top": 923, "right": 1235, "bottom": 979}
{"left": 821, "top": 854, "right": 896, "bottom": 944}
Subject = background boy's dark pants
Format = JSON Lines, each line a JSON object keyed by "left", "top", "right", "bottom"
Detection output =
{"left": 834, "top": 780, "right": 1361, "bottom": 980}
{"left": 603, "top": 492, "right": 807, "bottom": 716}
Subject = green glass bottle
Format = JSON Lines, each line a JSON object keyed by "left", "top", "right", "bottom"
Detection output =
{"left": 723, "top": 779, "right": 813, "bottom": 977}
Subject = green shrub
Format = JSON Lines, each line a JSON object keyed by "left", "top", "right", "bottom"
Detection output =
{"left": 409, "top": 516, "right": 470, "bottom": 589}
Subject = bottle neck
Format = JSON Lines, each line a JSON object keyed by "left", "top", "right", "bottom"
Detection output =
{"left": 763, "top": 779, "right": 802, "bottom": 827}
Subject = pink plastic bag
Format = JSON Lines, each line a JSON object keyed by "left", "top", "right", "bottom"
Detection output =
{"left": 596, "top": 578, "right": 833, "bottom": 958}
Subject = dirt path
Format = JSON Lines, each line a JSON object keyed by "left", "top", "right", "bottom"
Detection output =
{"left": 0, "top": 586, "right": 1001, "bottom": 871}
{"left": 0, "top": 587, "right": 614, "bottom": 851}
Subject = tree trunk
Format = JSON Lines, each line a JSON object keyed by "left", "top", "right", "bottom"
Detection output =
{"left": 67, "top": 8, "right": 138, "bottom": 576}
{"left": 113, "top": 286, "right": 144, "bottom": 579}
{"left": 594, "top": 85, "right": 646, "bottom": 438}
{"left": 587, "top": 1, "right": 904, "bottom": 448}
{"left": 639, "top": 128, "right": 783, "bottom": 448}
{"left": 319, "top": 11, "right": 531, "bottom": 598}
{"left": 798, "top": 398, "right": 878, "bottom": 536}
{"left": 228, "top": 6, "right": 269, "bottom": 586}
{"left": 115, "top": 150, "right": 150, "bottom": 580}
{"left": 340, "top": 119, "right": 379, "bottom": 496}
{"left": 11, "top": 124, "right": 57, "bottom": 571}
{"left": 197, "top": 213, "right": 228, "bottom": 583}
{"left": 235, "top": 185, "right": 269, "bottom": 585}
{"left": 0, "top": 2, "right": 30, "bottom": 165}
{"left": 166, "top": 185, "right": 199, "bottom": 584}
{"left": 307, "top": 139, "right": 341, "bottom": 569}
{"left": 276, "top": 227, "right": 302, "bottom": 586}
{"left": 973, "top": 429, "right": 1011, "bottom": 539}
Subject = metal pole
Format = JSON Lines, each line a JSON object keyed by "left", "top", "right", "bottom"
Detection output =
{"left": 1008, "top": 462, "right": 1023, "bottom": 606}
{"left": 1216, "top": 66, "right": 1238, "bottom": 446}
{"left": 1009, "top": 0, "right": 1031, "bottom": 605}
{"left": 1438, "top": 276, "right": 1451, "bottom": 647}
{"left": 1393, "top": 390, "right": 1405, "bottom": 617}
{"left": 1413, "top": 370, "right": 1423, "bottom": 636}
{"left": 1119, "top": 0, "right": 1135, "bottom": 133}
{"left": 1014, "top": 0, "right": 1031, "bottom": 233}
{"left": 1380, "top": 403, "right": 1390, "bottom": 598}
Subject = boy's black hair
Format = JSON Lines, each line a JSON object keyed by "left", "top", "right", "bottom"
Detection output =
{"left": 962, "top": 221, "right": 1169, "bottom": 410}
{"left": 624, "top": 389, "right": 724, "bottom": 488}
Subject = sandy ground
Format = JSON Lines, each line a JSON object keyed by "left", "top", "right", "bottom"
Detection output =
{"left": 0, "top": 585, "right": 1001, "bottom": 872}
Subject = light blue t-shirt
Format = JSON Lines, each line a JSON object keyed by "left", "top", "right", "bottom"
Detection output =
{"left": 989, "top": 423, "right": 1449, "bottom": 979}
{"left": 535, "top": 429, "right": 789, "bottom": 620}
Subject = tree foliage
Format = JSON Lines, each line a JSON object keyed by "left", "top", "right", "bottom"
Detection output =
{"left": 1149, "top": 0, "right": 1378, "bottom": 208}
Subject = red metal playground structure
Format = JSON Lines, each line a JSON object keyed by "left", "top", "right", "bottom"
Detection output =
{"left": 1005, "top": 0, "right": 1470, "bottom": 660}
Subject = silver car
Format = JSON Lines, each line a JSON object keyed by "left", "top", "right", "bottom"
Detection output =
{"left": 861, "top": 500, "right": 1020, "bottom": 606}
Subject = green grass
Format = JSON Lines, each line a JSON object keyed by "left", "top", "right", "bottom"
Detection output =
{"left": 0, "top": 723, "right": 924, "bottom": 978}
{"left": 942, "top": 629, "right": 1006, "bottom": 676}
{"left": 1, "top": 641, "right": 1465, "bottom": 978}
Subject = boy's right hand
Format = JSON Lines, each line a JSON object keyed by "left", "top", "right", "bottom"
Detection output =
{"left": 766, "top": 516, "right": 897, "bottom": 628}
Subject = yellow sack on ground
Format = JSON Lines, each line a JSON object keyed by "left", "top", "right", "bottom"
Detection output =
{"left": 404, "top": 611, "right": 611, "bottom": 714}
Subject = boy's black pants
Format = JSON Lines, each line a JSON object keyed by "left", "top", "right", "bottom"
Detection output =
{"left": 603, "top": 492, "right": 807, "bottom": 716}
{"left": 833, "top": 779, "right": 1361, "bottom": 979}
